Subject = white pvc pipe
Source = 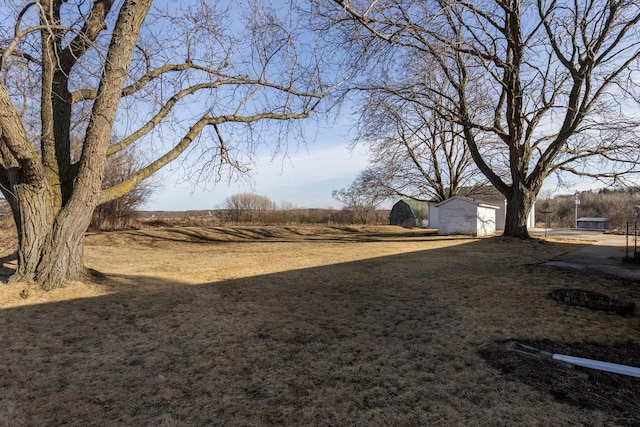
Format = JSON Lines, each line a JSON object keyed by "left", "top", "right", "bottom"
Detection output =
{"left": 552, "top": 354, "right": 640, "bottom": 378}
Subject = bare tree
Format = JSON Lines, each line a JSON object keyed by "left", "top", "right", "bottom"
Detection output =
{"left": 223, "top": 193, "right": 276, "bottom": 224}
{"left": 357, "top": 84, "right": 484, "bottom": 202}
{"left": 0, "top": 1, "right": 327, "bottom": 289}
{"left": 314, "top": 0, "right": 640, "bottom": 238}
{"left": 324, "top": 38, "right": 487, "bottom": 203}
{"left": 332, "top": 168, "right": 389, "bottom": 224}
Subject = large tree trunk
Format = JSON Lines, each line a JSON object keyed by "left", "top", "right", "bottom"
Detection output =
{"left": 503, "top": 187, "right": 535, "bottom": 239}
{"left": 33, "top": 213, "right": 92, "bottom": 290}
{"left": 4, "top": 0, "right": 152, "bottom": 290}
{"left": 9, "top": 187, "right": 54, "bottom": 283}
{"left": 8, "top": 182, "right": 94, "bottom": 290}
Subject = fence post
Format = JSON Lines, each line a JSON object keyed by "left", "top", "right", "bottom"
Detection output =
{"left": 626, "top": 221, "right": 629, "bottom": 258}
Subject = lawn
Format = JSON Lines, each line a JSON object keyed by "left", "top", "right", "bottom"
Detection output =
{"left": 1, "top": 225, "right": 639, "bottom": 426}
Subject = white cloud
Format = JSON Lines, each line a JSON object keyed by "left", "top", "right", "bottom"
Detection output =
{"left": 142, "top": 143, "right": 371, "bottom": 211}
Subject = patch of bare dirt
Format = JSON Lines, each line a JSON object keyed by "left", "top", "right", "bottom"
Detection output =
{"left": 480, "top": 340, "right": 640, "bottom": 426}
{"left": 550, "top": 288, "right": 636, "bottom": 315}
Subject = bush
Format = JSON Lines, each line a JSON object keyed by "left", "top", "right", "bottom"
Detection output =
{"left": 90, "top": 149, "right": 156, "bottom": 231}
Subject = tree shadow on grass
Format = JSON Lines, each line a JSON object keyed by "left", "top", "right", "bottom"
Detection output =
{"left": 0, "top": 238, "right": 636, "bottom": 426}
{"left": 89, "top": 225, "right": 444, "bottom": 245}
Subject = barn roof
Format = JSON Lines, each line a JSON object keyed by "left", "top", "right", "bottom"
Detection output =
{"left": 396, "top": 199, "right": 428, "bottom": 218}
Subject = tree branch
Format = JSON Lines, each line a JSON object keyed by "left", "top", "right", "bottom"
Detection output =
{"left": 58, "top": 0, "right": 115, "bottom": 74}
{"left": 106, "top": 76, "right": 323, "bottom": 156}
{"left": 99, "top": 109, "right": 317, "bottom": 203}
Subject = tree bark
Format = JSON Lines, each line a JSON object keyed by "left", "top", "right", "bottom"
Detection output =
{"left": 503, "top": 187, "right": 534, "bottom": 239}
{"left": 6, "top": 171, "right": 93, "bottom": 289}
{"left": 9, "top": 183, "right": 54, "bottom": 283}
{"left": 33, "top": 211, "right": 93, "bottom": 290}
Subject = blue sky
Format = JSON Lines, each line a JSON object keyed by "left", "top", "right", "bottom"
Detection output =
{"left": 142, "top": 127, "right": 372, "bottom": 211}
{"left": 134, "top": 1, "right": 373, "bottom": 211}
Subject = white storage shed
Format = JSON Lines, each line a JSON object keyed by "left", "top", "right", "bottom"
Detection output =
{"left": 436, "top": 196, "right": 499, "bottom": 236}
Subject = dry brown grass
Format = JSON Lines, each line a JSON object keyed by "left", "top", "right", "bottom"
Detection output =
{"left": 1, "top": 225, "right": 639, "bottom": 426}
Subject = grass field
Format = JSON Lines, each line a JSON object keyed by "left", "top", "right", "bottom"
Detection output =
{"left": 1, "top": 225, "right": 639, "bottom": 426}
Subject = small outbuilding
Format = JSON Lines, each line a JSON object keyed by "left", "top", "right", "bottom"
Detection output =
{"left": 436, "top": 196, "right": 499, "bottom": 236}
{"left": 427, "top": 186, "right": 535, "bottom": 230}
{"left": 389, "top": 199, "right": 428, "bottom": 228}
{"left": 577, "top": 217, "right": 609, "bottom": 230}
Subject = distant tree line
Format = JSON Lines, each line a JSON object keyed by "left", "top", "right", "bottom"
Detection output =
{"left": 2, "top": 180, "right": 397, "bottom": 232}
{"left": 132, "top": 193, "right": 389, "bottom": 228}
{"left": 222, "top": 193, "right": 389, "bottom": 226}
{"left": 537, "top": 188, "right": 640, "bottom": 230}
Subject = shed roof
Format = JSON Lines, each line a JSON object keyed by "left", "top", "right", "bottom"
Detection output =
{"left": 577, "top": 217, "right": 608, "bottom": 222}
{"left": 436, "top": 195, "right": 500, "bottom": 210}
